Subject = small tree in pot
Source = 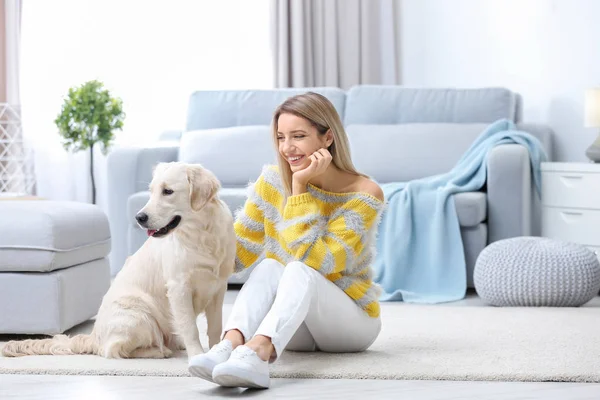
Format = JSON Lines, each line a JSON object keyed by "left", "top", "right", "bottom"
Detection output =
{"left": 55, "top": 80, "right": 125, "bottom": 204}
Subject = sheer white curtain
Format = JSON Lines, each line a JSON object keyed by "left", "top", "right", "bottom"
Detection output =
{"left": 1, "top": 0, "right": 32, "bottom": 196}
{"left": 20, "top": 0, "right": 273, "bottom": 211}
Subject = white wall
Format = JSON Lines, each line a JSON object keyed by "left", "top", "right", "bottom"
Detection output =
{"left": 399, "top": 0, "right": 600, "bottom": 162}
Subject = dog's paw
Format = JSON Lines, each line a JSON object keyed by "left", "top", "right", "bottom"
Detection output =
{"left": 171, "top": 336, "right": 186, "bottom": 351}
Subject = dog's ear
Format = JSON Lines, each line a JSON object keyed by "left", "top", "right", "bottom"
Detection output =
{"left": 187, "top": 165, "right": 220, "bottom": 211}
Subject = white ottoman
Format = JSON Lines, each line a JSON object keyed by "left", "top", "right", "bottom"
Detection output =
{"left": 0, "top": 200, "right": 111, "bottom": 334}
{"left": 474, "top": 236, "right": 600, "bottom": 307}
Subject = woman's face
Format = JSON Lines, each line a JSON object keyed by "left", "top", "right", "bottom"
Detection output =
{"left": 276, "top": 113, "right": 331, "bottom": 173}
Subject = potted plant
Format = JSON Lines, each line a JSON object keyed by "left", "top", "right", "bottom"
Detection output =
{"left": 55, "top": 80, "right": 125, "bottom": 204}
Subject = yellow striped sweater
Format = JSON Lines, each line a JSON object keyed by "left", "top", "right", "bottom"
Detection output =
{"left": 234, "top": 165, "right": 385, "bottom": 318}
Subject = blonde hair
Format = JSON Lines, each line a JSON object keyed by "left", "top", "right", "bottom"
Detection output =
{"left": 272, "top": 92, "right": 367, "bottom": 197}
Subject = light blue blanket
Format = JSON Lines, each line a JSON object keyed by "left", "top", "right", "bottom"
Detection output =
{"left": 372, "top": 119, "right": 548, "bottom": 303}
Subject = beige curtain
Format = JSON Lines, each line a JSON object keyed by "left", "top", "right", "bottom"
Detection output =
{"left": 271, "top": 0, "right": 401, "bottom": 89}
{"left": 0, "top": 0, "right": 27, "bottom": 195}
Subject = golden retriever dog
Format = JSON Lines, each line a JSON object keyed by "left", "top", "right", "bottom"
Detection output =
{"left": 2, "top": 162, "right": 236, "bottom": 359}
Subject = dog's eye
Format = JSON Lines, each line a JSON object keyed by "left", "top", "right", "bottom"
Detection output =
{"left": 162, "top": 188, "right": 174, "bottom": 195}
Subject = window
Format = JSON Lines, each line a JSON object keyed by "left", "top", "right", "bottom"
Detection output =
{"left": 20, "top": 0, "right": 273, "bottom": 147}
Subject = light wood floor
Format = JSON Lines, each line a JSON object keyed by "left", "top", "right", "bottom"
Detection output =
{"left": 2, "top": 375, "right": 600, "bottom": 399}
{"left": 2, "top": 290, "right": 600, "bottom": 399}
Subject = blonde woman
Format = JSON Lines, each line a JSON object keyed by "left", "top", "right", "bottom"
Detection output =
{"left": 188, "top": 92, "right": 385, "bottom": 389}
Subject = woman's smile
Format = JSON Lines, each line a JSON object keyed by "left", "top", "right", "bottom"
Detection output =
{"left": 287, "top": 155, "right": 305, "bottom": 165}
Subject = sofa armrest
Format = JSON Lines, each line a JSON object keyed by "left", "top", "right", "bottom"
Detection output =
{"left": 106, "top": 145, "right": 179, "bottom": 275}
{"left": 486, "top": 144, "right": 537, "bottom": 244}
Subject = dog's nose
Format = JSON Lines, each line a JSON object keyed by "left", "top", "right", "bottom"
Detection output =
{"left": 136, "top": 212, "right": 149, "bottom": 225}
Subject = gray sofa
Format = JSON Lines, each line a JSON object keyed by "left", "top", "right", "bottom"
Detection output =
{"left": 107, "top": 85, "right": 553, "bottom": 286}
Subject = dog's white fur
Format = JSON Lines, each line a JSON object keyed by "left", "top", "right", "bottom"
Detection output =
{"left": 2, "top": 162, "right": 236, "bottom": 359}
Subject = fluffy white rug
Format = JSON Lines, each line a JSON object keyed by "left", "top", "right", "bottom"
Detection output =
{"left": 1, "top": 302, "right": 600, "bottom": 382}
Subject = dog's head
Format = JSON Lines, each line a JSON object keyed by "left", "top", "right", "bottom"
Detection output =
{"left": 135, "top": 162, "right": 220, "bottom": 238}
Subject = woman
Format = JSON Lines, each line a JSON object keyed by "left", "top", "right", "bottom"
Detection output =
{"left": 188, "top": 92, "right": 385, "bottom": 389}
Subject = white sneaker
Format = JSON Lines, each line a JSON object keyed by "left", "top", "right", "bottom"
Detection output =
{"left": 211, "top": 345, "right": 270, "bottom": 389}
{"left": 188, "top": 339, "right": 233, "bottom": 382}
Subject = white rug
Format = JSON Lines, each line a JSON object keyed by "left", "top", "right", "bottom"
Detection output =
{"left": 1, "top": 302, "right": 600, "bottom": 382}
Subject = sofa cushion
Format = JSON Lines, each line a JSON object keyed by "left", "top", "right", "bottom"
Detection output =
{"left": 344, "top": 86, "right": 517, "bottom": 125}
{"left": 0, "top": 201, "right": 111, "bottom": 273}
{"left": 185, "top": 87, "right": 347, "bottom": 131}
{"left": 346, "top": 123, "right": 492, "bottom": 182}
{"left": 216, "top": 189, "right": 487, "bottom": 228}
{"left": 128, "top": 187, "right": 485, "bottom": 233}
{"left": 179, "top": 126, "right": 277, "bottom": 186}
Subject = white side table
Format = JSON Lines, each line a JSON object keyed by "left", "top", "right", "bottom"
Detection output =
{"left": 541, "top": 162, "right": 600, "bottom": 257}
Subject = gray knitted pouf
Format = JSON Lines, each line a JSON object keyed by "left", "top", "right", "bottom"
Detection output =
{"left": 474, "top": 236, "right": 600, "bottom": 307}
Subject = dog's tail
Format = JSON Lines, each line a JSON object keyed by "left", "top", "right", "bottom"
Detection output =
{"left": 1, "top": 333, "right": 98, "bottom": 357}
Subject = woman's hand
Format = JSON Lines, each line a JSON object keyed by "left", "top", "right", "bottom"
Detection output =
{"left": 292, "top": 148, "right": 332, "bottom": 193}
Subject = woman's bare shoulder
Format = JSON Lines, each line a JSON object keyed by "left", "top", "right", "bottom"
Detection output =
{"left": 355, "top": 176, "right": 384, "bottom": 202}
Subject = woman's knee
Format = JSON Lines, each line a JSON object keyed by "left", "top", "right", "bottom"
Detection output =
{"left": 280, "top": 261, "right": 320, "bottom": 290}
{"left": 284, "top": 261, "right": 316, "bottom": 276}
{"left": 248, "top": 258, "right": 285, "bottom": 281}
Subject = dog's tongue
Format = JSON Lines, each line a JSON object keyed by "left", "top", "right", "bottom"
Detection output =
{"left": 147, "top": 229, "right": 157, "bottom": 237}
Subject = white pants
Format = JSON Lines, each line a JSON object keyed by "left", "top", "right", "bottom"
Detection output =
{"left": 223, "top": 258, "right": 381, "bottom": 362}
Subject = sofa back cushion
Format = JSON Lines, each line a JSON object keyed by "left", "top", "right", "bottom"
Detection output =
{"left": 179, "top": 125, "right": 276, "bottom": 187}
{"left": 185, "top": 87, "right": 346, "bottom": 131}
{"left": 344, "top": 86, "right": 517, "bottom": 125}
{"left": 180, "top": 86, "right": 522, "bottom": 186}
{"left": 180, "top": 123, "right": 496, "bottom": 186}
{"left": 346, "top": 123, "right": 491, "bottom": 183}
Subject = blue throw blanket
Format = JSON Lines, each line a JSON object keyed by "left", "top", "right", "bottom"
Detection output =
{"left": 372, "top": 119, "right": 548, "bottom": 303}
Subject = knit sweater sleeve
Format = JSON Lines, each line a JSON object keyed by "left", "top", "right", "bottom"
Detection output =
{"left": 233, "top": 174, "right": 267, "bottom": 273}
{"left": 280, "top": 192, "right": 383, "bottom": 275}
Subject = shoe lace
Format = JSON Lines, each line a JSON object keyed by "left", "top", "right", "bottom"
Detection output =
{"left": 233, "top": 346, "right": 256, "bottom": 360}
{"left": 211, "top": 340, "right": 232, "bottom": 354}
